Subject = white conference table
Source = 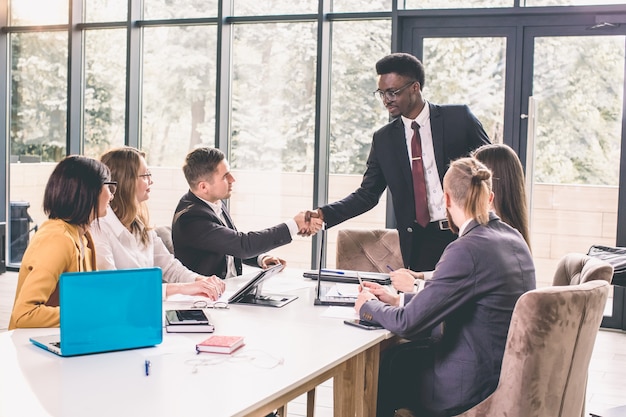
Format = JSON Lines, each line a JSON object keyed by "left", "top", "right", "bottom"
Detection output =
{"left": 0, "top": 269, "right": 393, "bottom": 417}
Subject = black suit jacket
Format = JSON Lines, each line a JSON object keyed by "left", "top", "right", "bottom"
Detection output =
{"left": 321, "top": 103, "right": 490, "bottom": 266}
{"left": 172, "top": 191, "right": 292, "bottom": 279}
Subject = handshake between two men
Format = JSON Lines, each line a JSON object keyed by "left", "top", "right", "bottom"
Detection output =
{"left": 295, "top": 209, "right": 324, "bottom": 237}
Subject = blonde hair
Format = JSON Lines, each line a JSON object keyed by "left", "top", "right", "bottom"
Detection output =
{"left": 100, "top": 147, "right": 151, "bottom": 246}
{"left": 444, "top": 157, "right": 492, "bottom": 225}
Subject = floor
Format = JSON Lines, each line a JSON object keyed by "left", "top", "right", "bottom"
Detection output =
{"left": 1, "top": 271, "right": 624, "bottom": 417}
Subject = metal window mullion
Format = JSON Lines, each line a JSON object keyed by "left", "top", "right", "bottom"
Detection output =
{"left": 67, "top": 0, "right": 83, "bottom": 155}
{"left": 125, "top": 0, "right": 142, "bottom": 148}
{"left": 311, "top": 0, "right": 331, "bottom": 270}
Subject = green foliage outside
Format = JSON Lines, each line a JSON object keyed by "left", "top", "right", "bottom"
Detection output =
{"left": 7, "top": 2, "right": 624, "bottom": 188}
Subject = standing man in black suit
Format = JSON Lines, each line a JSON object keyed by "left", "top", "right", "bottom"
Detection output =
{"left": 172, "top": 147, "right": 323, "bottom": 279}
{"left": 306, "top": 53, "right": 490, "bottom": 272}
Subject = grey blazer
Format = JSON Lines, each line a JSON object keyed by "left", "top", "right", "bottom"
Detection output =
{"left": 360, "top": 212, "right": 536, "bottom": 415}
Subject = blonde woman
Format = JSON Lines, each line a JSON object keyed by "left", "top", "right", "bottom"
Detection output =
{"left": 90, "top": 146, "right": 224, "bottom": 299}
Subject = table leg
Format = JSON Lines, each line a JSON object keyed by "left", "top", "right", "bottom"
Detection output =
{"left": 334, "top": 343, "right": 381, "bottom": 417}
{"left": 306, "top": 389, "right": 316, "bottom": 417}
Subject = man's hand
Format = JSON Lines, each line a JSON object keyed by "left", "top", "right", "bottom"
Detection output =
{"left": 390, "top": 268, "right": 420, "bottom": 293}
{"left": 261, "top": 255, "right": 286, "bottom": 271}
{"left": 354, "top": 287, "right": 377, "bottom": 314}
{"left": 298, "top": 208, "right": 324, "bottom": 236}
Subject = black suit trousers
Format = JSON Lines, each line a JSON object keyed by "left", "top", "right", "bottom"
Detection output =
{"left": 409, "top": 222, "right": 456, "bottom": 272}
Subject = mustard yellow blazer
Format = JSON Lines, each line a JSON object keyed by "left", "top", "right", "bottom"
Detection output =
{"left": 9, "top": 219, "right": 96, "bottom": 329}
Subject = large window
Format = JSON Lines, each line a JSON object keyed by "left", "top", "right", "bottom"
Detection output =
{"left": 84, "top": 29, "right": 127, "bottom": 159}
{"left": 142, "top": 25, "right": 217, "bottom": 166}
{"left": 4, "top": 0, "right": 626, "bottom": 271}
{"left": 229, "top": 22, "right": 318, "bottom": 268}
{"left": 10, "top": 32, "right": 68, "bottom": 162}
{"left": 423, "top": 37, "right": 506, "bottom": 143}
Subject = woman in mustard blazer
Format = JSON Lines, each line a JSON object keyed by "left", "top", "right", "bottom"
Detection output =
{"left": 9, "top": 155, "right": 115, "bottom": 329}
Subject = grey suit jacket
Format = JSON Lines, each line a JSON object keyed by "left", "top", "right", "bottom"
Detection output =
{"left": 320, "top": 103, "right": 490, "bottom": 267}
{"left": 360, "top": 212, "right": 536, "bottom": 415}
{"left": 172, "top": 191, "right": 292, "bottom": 279}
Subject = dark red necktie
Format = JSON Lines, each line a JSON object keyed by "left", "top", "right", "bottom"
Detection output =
{"left": 411, "top": 121, "right": 430, "bottom": 227}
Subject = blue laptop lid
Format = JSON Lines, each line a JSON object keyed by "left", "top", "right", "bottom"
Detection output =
{"left": 59, "top": 268, "right": 163, "bottom": 356}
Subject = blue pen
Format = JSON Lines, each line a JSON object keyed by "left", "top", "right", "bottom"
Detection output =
{"left": 386, "top": 265, "right": 394, "bottom": 272}
{"left": 321, "top": 269, "right": 345, "bottom": 275}
{"left": 145, "top": 360, "right": 151, "bottom": 376}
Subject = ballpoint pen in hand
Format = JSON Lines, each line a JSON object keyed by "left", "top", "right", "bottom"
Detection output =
{"left": 357, "top": 272, "right": 369, "bottom": 292}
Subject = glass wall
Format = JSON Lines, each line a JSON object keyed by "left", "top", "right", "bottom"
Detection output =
{"left": 142, "top": 25, "right": 217, "bottom": 166}
{"left": 9, "top": 32, "right": 68, "bottom": 163}
{"left": 83, "top": 29, "right": 127, "bottom": 159}
{"left": 423, "top": 37, "right": 506, "bottom": 143}
{"left": 3, "top": 0, "right": 626, "bottom": 270}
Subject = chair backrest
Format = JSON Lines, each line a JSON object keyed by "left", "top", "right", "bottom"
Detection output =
{"left": 335, "top": 228, "right": 403, "bottom": 273}
{"left": 454, "top": 280, "right": 610, "bottom": 417}
{"left": 154, "top": 225, "right": 174, "bottom": 254}
{"left": 552, "top": 253, "right": 614, "bottom": 286}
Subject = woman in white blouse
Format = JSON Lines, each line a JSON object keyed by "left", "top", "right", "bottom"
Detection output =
{"left": 91, "top": 146, "right": 225, "bottom": 299}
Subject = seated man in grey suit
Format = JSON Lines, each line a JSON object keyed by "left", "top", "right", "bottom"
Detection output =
{"left": 172, "top": 147, "right": 323, "bottom": 279}
{"left": 356, "top": 157, "right": 536, "bottom": 417}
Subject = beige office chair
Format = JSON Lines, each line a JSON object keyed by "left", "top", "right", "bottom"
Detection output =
{"left": 335, "top": 228, "right": 403, "bottom": 272}
{"left": 452, "top": 280, "right": 610, "bottom": 417}
{"left": 551, "top": 252, "right": 613, "bottom": 417}
{"left": 154, "top": 225, "right": 174, "bottom": 254}
{"left": 552, "top": 252, "right": 614, "bottom": 286}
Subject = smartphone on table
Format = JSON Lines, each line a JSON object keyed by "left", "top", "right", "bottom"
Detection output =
{"left": 344, "top": 319, "right": 384, "bottom": 330}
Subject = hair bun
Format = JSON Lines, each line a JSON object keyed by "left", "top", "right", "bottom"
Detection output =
{"left": 472, "top": 167, "right": 491, "bottom": 183}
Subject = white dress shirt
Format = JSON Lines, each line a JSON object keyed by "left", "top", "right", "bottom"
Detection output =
{"left": 401, "top": 103, "right": 447, "bottom": 223}
{"left": 91, "top": 207, "right": 198, "bottom": 295}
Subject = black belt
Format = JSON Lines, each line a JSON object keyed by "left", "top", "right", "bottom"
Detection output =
{"left": 410, "top": 219, "right": 451, "bottom": 232}
{"left": 424, "top": 219, "right": 450, "bottom": 231}
{"left": 435, "top": 219, "right": 450, "bottom": 230}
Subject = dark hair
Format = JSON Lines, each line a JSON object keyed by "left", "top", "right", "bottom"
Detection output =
{"left": 376, "top": 53, "right": 425, "bottom": 89}
{"left": 473, "top": 144, "right": 531, "bottom": 249}
{"left": 43, "top": 155, "right": 110, "bottom": 227}
{"left": 183, "top": 147, "right": 226, "bottom": 188}
{"left": 444, "top": 157, "right": 492, "bottom": 225}
{"left": 100, "top": 146, "right": 150, "bottom": 245}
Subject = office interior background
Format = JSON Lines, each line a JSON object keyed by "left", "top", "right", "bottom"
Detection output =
{"left": 1, "top": 0, "right": 626, "bottom": 288}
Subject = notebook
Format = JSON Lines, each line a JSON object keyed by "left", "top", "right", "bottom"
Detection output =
{"left": 30, "top": 268, "right": 163, "bottom": 357}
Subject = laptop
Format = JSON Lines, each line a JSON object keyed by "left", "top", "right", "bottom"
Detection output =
{"left": 30, "top": 268, "right": 163, "bottom": 357}
{"left": 229, "top": 263, "right": 297, "bottom": 307}
{"left": 314, "top": 224, "right": 358, "bottom": 307}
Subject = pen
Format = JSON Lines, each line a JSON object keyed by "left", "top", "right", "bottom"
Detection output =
{"left": 145, "top": 360, "right": 151, "bottom": 376}
{"left": 386, "top": 265, "right": 394, "bottom": 272}
{"left": 357, "top": 272, "right": 369, "bottom": 292}
{"left": 321, "top": 269, "right": 345, "bottom": 275}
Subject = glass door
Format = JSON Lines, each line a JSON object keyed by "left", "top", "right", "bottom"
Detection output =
{"left": 522, "top": 30, "right": 625, "bottom": 281}
{"left": 400, "top": 12, "right": 626, "bottom": 286}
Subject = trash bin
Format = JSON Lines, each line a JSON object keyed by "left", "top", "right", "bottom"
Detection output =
{"left": 10, "top": 201, "right": 33, "bottom": 264}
